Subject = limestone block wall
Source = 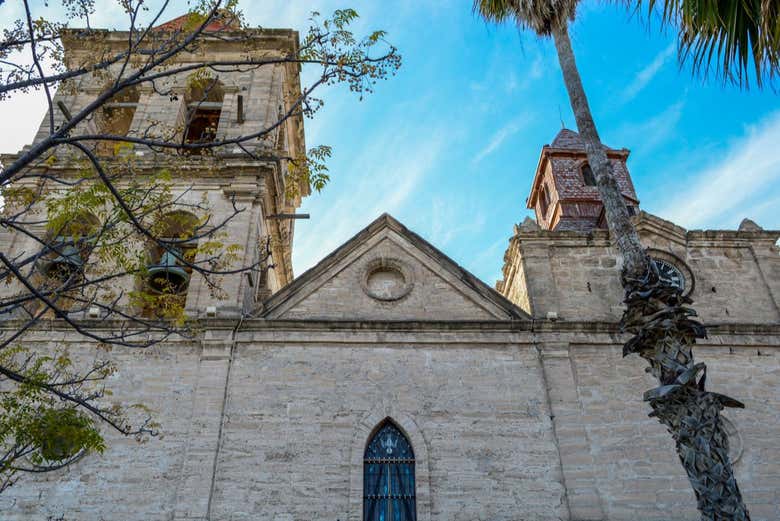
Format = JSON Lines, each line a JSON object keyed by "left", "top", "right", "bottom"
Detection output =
{"left": 26, "top": 65, "right": 285, "bottom": 154}
{"left": 554, "top": 332, "right": 780, "bottom": 521}
{"left": 0, "top": 333, "right": 203, "bottom": 520}
{"left": 500, "top": 215, "right": 780, "bottom": 324}
{"left": 270, "top": 235, "right": 509, "bottom": 321}
{"left": 209, "top": 328, "right": 567, "bottom": 521}
{"left": 0, "top": 181, "right": 271, "bottom": 318}
{"left": 2, "top": 322, "right": 779, "bottom": 520}
{"left": 1, "top": 61, "right": 297, "bottom": 315}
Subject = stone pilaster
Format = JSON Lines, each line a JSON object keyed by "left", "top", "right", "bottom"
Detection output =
{"left": 540, "top": 343, "right": 605, "bottom": 520}
{"left": 172, "top": 336, "right": 233, "bottom": 521}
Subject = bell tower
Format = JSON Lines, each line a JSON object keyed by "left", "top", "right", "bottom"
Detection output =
{"left": 527, "top": 129, "right": 639, "bottom": 231}
{"left": 1, "top": 16, "right": 309, "bottom": 318}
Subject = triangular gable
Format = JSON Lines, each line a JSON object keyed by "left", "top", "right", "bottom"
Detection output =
{"left": 262, "top": 214, "right": 528, "bottom": 321}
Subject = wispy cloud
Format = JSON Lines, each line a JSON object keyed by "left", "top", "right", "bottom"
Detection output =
{"left": 613, "top": 99, "right": 685, "bottom": 153}
{"left": 466, "top": 236, "right": 508, "bottom": 284}
{"left": 472, "top": 116, "right": 527, "bottom": 163}
{"left": 429, "top": 198, "right": 487, "bottom": 248}
{"left": 622, "top": 43, "right": 675, "bottom": 104}
{"left": 659, "top": 110, "right": 780, "bottom": 229}
{"left": 292, "top": 124, "right": 446, "bottom": 274}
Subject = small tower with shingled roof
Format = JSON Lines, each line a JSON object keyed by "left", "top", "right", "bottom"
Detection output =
{"left": 526, "top": 129, "right": 639, "bottom": 231}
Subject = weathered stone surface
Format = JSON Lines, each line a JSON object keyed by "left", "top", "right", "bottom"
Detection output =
{"left": 2, "top": 20, "right": 779, "bottom": 521}
{"left": 263, "top": 214, "right": 526, "bottom": 321}
{"left": 3, "top": 322, "right": 779, "bottom": 520}
{"left": 499, "top": 211, "right": 780, "bottom": 325}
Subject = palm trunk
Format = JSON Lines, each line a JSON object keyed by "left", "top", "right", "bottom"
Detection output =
{"left": 551, "top": 23, "right": 750, "bottom": 521}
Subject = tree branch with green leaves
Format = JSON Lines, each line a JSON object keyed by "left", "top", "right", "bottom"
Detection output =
{"left": 0, "top": 0, "right": 400, "bottom": 492}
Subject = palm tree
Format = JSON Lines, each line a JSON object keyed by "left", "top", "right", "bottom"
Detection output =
{"left": 474, "top": 1, "right": 751, "bottom": 519}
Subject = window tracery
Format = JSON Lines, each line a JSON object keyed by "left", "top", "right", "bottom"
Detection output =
{"left": 364, "top": 421, "right": 416, "bottom": 521}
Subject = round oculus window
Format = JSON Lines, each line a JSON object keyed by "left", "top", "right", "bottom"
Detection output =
{"left": 366, "top": 268, "right": 406, "bottom": 300}
{"left": 361, "top": 259, "right": 413, "bottom": 301}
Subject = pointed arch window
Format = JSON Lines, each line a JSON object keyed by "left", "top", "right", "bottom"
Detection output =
{"left": 364, "top": 421, "right": 416, "bottom": 521}
{"left": 581, "top": 163, "right": 596, "bottom": 186}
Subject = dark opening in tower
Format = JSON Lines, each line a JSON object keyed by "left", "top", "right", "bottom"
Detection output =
{"left": 183, "top": 76, "right": 224, "bottom": 154}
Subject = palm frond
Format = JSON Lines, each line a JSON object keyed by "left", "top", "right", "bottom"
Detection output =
{"left": 643, "top": 0, "right": 779, "bottom": 87}
{"left": 474, "top": 0, "right": 579, "bottom": 36}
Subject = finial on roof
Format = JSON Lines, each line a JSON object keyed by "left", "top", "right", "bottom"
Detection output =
{"left": 738, "top": 218, "right": 763, "bottom": 231}
{"left": 517, "top": 217, "right": 540, "bottom": 233}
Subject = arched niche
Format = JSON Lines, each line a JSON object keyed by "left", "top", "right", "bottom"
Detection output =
{"left": 139, "top": 210, "right": 200, "bottom": 316}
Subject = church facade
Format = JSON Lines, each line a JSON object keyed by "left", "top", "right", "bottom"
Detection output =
{"left": 2, "top": 22, "right": 779, "bottom": 521}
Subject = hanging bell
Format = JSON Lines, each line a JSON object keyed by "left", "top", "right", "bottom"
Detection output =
{"left": 40, "top": 236, "right": 84, "bottom": 282}
{"left": 147, "top": 247, "right": 190, "bottom": 294}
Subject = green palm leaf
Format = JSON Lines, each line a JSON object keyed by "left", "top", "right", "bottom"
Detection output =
{"left": 644, "top": 0, "right": 779, "bottom": 87}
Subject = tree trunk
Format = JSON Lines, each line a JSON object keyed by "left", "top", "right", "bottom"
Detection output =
{"left": 551, "top": 23, "right": 751, "bottom": 521}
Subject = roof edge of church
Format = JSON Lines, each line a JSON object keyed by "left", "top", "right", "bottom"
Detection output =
{"left": 262, "top": 213, "right": 530, "bottom": 321}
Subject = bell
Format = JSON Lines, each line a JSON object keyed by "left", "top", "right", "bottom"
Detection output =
{"left": 40, "top": 237, "right": 84, "bottom": 282}
{"left": 147, "top": 248, "right": 190, "bottom": 294}
{"left": 36, "top": 408, "right": 85, "bottom": 462}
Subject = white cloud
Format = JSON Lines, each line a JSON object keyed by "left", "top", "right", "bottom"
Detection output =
{"left": 613, "top": 99, "right": 684, "bottom": 153}
{"left": 659, "top": 110, "right": 780, "bottom": 229}
{"left": 429, "top": 197, "right": 487, "bottom": 248}
{"left": 472, "top": 115, "right": 527, "bottom": 163}
{"left": 291, "top": 124, "right": 446, "bottom": 274}
{"left": 622, "top": 43, "right": 675, "bottom": 104}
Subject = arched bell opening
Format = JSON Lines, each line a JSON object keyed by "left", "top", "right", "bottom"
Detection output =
{"left": 30, "top": 212, "right": 101, "bottom": 315}
{"left": 182, "top": 75, "right": 224, "bottom": 155}
{"left": 38, "top": 212, "right": 100, "bottom": 284}
{"left": 95, "top": 83, "right": 140, "bottom": 156}
{"left": 140, "top": 211, "right": 199, "bottom": 318}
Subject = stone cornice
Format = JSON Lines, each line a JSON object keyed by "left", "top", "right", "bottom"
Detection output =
{"left": 0, "top": 151, "right": 281, "bottom": 175}
{"left": 3, "top": 317, "right": 779, "bottom": 338}
{"left": 60, "top": 27, "right": 300, "bottom": 57}
{"left": 503, "top": 211, "right": 780, "bottom": 249}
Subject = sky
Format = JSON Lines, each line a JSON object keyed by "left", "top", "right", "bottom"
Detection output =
{"left": 1, "top": 0, "right": 779, "bottom": 285}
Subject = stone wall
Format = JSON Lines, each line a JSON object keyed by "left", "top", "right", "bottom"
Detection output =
{"left": 499, "top": 212, "right": 780, "bottom": 324}
{"left": 1, "top": 29, "right": 307, "bottom": 310}
{"left": 210, "top": 328, "right": 566, "bottom": 521}
{"left": 3, "top": 322, "right": 779, "bottom": 521}
{"left": 0, "top": 332, "right": 202, "bottom": 520}
{"left": 555, "top": 335, "right": 780, "bottom": 521}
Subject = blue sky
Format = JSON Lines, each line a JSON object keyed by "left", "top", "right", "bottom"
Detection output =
{"left": 1, "top": 1, "right": 778, "bottom": 285}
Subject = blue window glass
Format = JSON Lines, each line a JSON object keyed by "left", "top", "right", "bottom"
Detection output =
{"left": 363, "top": 421, "right": 416, "bottom": 521}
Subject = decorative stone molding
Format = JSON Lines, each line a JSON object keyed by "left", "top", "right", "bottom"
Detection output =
{"left": 359, "top": 257, "right": 414, "bottom": 302}
{"left": 348, "top": 411, "right": 431, "bottom": 521}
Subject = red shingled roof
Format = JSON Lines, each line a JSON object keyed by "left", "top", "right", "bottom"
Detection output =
{"left": 550, "top": 128, "right": 616, "bottom": 151}
{"left": 154, "top": 12, "right": 240, "bottom": 32}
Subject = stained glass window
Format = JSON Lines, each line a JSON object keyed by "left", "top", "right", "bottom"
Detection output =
{"left": 364, "top": 421, "right": 416, "bottom": 521}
